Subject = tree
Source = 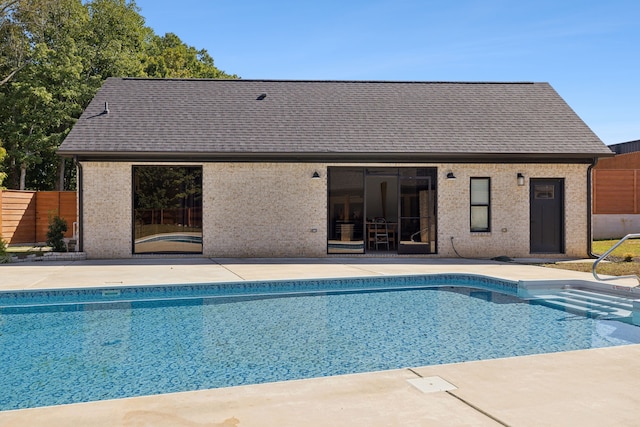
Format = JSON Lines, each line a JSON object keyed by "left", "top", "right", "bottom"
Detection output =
{"left": 0, "top": 0, "right": 27, "bottom": 86}
{"left": 144, "top": 32, "right": 237, "bottom": 79}
{"left": 0, "top": 0, "right": 87, "bottom": 189}
{"left": 81, "top": 0, "right": 146, "bottom": 90}
{"left": 0, "top": 142, "right": 6, "bottom": 187}
{"left": 0, "top": 0, "right": 237, "bottom": 191}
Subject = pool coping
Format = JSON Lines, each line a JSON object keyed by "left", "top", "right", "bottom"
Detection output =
{"left": 0, "top": 273, "right": 518, "bottom": 307}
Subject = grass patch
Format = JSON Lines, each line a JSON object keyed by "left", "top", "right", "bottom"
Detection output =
{"left": 5, "top": 246, "right": 51, "bottom": 259}
{"left": 592, "top": 239, "right": 640, "bottom": 260}
{"left": 544, "top": 239, "right": 640, "bottom": 276}
{"left": 544, "top": 261, "right": 640, "bottom": 276}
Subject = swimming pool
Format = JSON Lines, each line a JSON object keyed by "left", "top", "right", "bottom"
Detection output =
{"left": 2, "top": 274, "right": 640, "bottom": 411}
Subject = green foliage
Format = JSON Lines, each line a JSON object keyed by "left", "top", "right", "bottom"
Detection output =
{"left": 134, "top": 166, "right": 202, "bottom": 210}
{"left": 0, "top": 234, "right": 10, "bottom": 263}
{"left": 144, "top": 33, "right": 237, "bottom": 79}
{"left": 46, "top": 214, "right": 68, "bottom": 252}
{"left": 0, "top": 143, "right": 6, "bottom": 188}
{"left": 83, "top": 0, "right": 147, "bottom": 82}
{"left": 0, "top": 0, "right": 237, "bottom": 191}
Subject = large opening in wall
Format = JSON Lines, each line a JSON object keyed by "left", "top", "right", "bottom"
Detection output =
{"left": 327, "top": 167, "right": 437, "bottom": 254}
{"left": 132, "top": 166, "right": 203, "bottom": 254}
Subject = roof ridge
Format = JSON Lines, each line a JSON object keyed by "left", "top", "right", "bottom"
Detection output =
{"left": 118, "top": 77, "right": 539, "bottom": 85}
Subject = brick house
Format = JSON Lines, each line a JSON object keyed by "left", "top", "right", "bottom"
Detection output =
{"left": 58, "top": 78, "right": 613, "bottom": 258}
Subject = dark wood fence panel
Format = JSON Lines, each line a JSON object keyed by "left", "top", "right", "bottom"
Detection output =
{"left": 593, "top": 170, "right": 638, "bottom": 214}
{"left": 0, "top": 190, "right": 77, "bottom": 244}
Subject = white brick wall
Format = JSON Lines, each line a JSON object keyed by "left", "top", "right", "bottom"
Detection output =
{"left": 202, "top": 163, "right": 327, "bottom": 257}
{"left": 80, "top": 161, "right": 589, "bottom": 259}
{"left": 82, "top": 162, "right": 132, "bottom": 258}
{"left": 436, "top": 163, "right": 589, "bottom": 258}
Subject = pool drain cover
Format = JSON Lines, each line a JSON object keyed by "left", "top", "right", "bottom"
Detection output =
{"left": 407, "top": 376, "right": 457, "bottom": 393}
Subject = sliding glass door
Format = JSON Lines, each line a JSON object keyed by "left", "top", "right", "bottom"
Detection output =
{"left": 365, "top": 170, "right": 398, "bottom": 252}
{"left": 398, "top": 172, "right": 434, "bottom": 254}
{"left": 327, "top": 167, "right": 437, "bottom": 254}
{"left": 327, "top": 168, "right": 365, "bottom": 254}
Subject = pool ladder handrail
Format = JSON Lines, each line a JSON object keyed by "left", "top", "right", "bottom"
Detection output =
{"left": 410, "top": 227, "right": 430, "bottom": 242}
{"left": 592, "top": 233, "right": 640, "bottom": 284}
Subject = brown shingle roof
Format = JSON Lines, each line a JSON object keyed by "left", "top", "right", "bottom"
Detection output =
{"left": 58, "top": 78, "right": 613, "bottom": 161}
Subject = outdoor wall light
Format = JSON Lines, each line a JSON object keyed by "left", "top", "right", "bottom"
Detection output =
{"left": 312, "top": 171, "right": 321, "bottom": 179}
{"left": 446, "top": 172, "right": 456, "bottom": 179}
{"left": 517, "top": 172, "right": 525, "bottom": 186}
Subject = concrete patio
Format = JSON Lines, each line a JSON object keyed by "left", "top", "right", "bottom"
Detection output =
{"left": 1, "top": 257, "right": 639, "bottom": 426}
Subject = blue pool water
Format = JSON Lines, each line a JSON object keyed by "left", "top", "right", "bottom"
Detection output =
{"left": 1, "top": 275, "right": 640, "bottom": 411}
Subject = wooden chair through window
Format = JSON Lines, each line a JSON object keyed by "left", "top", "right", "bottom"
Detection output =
{"left": 373, "top": 218, "right": 390, "bottom": 250}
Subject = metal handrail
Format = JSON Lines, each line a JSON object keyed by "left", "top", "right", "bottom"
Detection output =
{"left": 410, "top": 227, "right": 430, "bottom": 242}
{"left": 592, "top": 233, "right": 640, "bottom": 283}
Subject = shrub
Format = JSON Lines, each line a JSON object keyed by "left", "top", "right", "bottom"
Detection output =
{"left": 0, "top": 235, "right": 10, "bottom": 263}
{"left": 623, "top": 253, "right": 634, "bottom": 262}
{"left": 46, "top": 215, "right": 68, "bottom": 252}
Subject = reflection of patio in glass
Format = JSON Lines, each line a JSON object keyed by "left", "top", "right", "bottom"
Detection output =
{"left": 135, "top": 232, "right": 202, "bottom": 253}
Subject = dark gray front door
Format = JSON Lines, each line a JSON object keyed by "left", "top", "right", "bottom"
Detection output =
{"left": 530, "top": 179, "right": 564, "bottom": 253}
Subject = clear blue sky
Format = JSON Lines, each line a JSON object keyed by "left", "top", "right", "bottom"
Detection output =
{"left": 134, "top": 0, "right": 639, "bottom": 146}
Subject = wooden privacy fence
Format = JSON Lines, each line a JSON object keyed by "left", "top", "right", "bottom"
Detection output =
{"left": 592, "top": 169, "right": 640, "bottom": 214}
{"left": 0, "top": 190, "right": 77, "bottom": 244}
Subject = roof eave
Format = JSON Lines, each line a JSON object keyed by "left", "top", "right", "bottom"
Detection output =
{"left": 59, "top": 150, "right": 615, "bottom": 164}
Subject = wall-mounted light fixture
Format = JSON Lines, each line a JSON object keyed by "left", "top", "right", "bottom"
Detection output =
{"left": 312, "top": 171, "right": 321, "bottom": 179}
{"left": 446, "top": 172, "right": 456, "bottom": 179}
{"left": 517, "top": 172, "right": 525, "bottom": 186}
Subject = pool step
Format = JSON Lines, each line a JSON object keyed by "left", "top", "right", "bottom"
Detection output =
{"left": 532, "top": 289, "right": 635, "bottom": 320}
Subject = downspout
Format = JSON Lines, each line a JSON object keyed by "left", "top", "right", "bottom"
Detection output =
{"left": 587, "top": 157, "right": 598, "bottom": 258}
{"left": 75, "top": 156, "right": 83, "bottom": 253}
